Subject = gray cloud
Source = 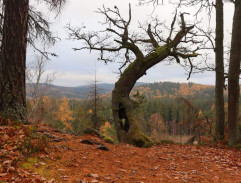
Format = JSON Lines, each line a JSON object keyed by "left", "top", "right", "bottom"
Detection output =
{"left": 27, "top": 0, "right": 233, "bottom": 87}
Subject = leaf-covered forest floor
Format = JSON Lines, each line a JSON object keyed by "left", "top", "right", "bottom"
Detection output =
{"left": 1, "top": 123, "right": 241, "bottom": 183}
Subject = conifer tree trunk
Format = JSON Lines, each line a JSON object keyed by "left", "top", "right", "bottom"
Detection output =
{"left": 0, "top": 0, "right": 29, "bottom": 123}
{"left": 228, "top": 0, "right": 241, "bottom": 145}
{"left": 215, "top": 0, "right": 225, "bottom": 140}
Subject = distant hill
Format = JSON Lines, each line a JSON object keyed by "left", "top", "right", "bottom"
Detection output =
{"left": 132, "top": 82, "right": 217, "bottom": 100}
{"left": 26, "top": 82, "right": 219, "bottom": 100}
{"left": 26, "top": 83, "right": 115, "bottom": 99}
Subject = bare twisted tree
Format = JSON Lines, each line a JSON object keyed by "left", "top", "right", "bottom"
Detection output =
{"left": 68, "top": 4, "right": 200, "bottom": 146}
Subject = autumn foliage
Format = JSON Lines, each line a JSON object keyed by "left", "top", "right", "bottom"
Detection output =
{"left": 25, "top": 82, "right": 225, "bottom": 145}
{"left": 54, "top": 96, "right": 73, "bottom": 130}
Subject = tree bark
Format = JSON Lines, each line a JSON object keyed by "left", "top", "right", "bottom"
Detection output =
{"left": 228, "top": 1, "right": 241, "bottom": 145}
{"left": 0, "top": 0, "right": 29, "bottom": 123}
{"left": 112, "top": 37, "right": 196, "bottom": 146}
{"left": 215, "top": 0, "right": 225, "bottom": 140}
{"left": 112, "top": 58, "right": 155, "bottom": 146}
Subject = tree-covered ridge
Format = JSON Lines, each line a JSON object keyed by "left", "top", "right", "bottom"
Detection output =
{"left": 26, "top": 82, "right": 217, "bottom": 100}
{"left": 132, "top": 82, "right": 216, "bottom": 100}
{"left": 26, "top": 81, "right": 220, "bottom": 142}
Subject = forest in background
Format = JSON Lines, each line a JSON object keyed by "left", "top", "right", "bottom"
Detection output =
{"left": 26, "top": 81, "right": 233, "bottom": 144}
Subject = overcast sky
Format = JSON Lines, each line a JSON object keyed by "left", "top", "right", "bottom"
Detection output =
{"left": 27, "top": 0, "right": 234, "bottom": 87}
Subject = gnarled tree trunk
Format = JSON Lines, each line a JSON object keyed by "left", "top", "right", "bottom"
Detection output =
{"left": 0, "top": 0, "right": 29, "bottom": 123}
{"left": 112, "top": 39, "right": 196, "bottom": 147}
{"left": 112, "top": 59, "right": 153, "bottom": 146}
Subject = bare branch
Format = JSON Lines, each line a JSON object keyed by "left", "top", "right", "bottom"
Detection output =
{"left": 167, "top": 10, "right": 177, "bottom": 43}
{"left": 138, "top": 0, "right": 164, "bottom": 6}
{"left": 68, "top": 4, "right": 200, "bottom": 76}
{"left": 67, "top": 4, "right": 145, "bottom": 64}
{"left": 187, "top": 57, "right": 193, "bottom": 80}
{"left": 147, "top": 24, "right": 159, "bottom": 48}
{"left": 195, "top": 25, "right": 215, "bottom": 50}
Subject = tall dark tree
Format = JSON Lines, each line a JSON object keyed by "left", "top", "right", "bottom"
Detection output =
{"left": 0, "top": 0, "right": 29, "bottom": 122}
{"left": 68, "top": 5, "right": 199, "bottom": 146}
{"left": 0, "top": 0, "right": 66, "bottom": 123}
{"left": 215, "top": 0, "right": 224, "bottom": 139}
{"left": 228, "top": 0, "right": 241, "bottom": 145}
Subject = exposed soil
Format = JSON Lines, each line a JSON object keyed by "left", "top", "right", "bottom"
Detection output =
{"left": 1, "top": 124, "right": 241, "bottom": 183}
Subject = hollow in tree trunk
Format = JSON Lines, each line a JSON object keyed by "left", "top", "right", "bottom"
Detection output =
{"left": 112, "top": 61, "right": 153, "bottom": 147}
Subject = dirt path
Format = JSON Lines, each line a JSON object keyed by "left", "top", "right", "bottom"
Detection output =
{"left": 41, "top": 128, "right": 241, "bottom": 183}
{"left": 1, "top": 124, "right": 241, "bottom": 183}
